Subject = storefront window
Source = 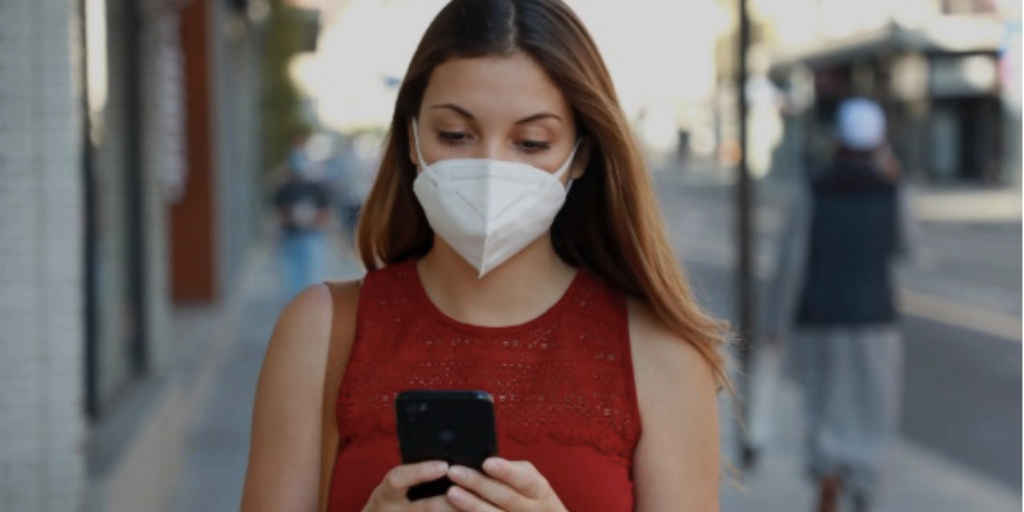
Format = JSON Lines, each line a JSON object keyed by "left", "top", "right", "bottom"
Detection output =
{"left": 84, "top": 0, "right": 146, "bottom": 419}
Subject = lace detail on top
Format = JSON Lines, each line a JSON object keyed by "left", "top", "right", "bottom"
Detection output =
{"left": 335, "top": 259, "right": 641, "bottom": 460}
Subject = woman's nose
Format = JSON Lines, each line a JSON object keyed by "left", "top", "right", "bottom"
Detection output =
{"left": 479, "top": 139, "right": 513, "bottom": 161}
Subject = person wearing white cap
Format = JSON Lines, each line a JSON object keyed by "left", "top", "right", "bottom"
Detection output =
{"left": 762, "top": 97, "right": 917, "bottom": 512}
{"left": 836, "top": 97, "right": 885, "bottom": 151}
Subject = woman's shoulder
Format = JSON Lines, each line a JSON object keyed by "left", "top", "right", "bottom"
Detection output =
{"left": 267, "top": 284, "right": 338, "bottom": 366}
{"left": 255, "top": 281, "right": 362, "bottom": 408}
{"left": 625, "top": 298, "right": 716, "bottom": 390}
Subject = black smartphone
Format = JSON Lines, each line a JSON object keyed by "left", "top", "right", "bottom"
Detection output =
{"left": 395, "top": 390, "right": 498, "bottom": 501}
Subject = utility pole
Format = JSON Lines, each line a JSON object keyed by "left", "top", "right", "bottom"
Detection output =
{"left": 736, "top": 0, "right": 757, "bottom": 469}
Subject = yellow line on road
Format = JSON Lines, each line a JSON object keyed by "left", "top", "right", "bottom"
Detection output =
{"left": 898, "top": 289, "right": 1022, "bottom": 342}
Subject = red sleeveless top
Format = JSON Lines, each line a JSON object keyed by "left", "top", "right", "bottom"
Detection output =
{"left": 327, "top": 259, "right": 641, "bottom": 511}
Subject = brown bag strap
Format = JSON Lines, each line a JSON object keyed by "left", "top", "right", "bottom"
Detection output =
{"left": 318, "top": 279, "right": 362, "bottom": 512}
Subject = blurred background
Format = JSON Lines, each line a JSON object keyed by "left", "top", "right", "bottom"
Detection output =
{"left": 0, "top": 0, "right": 1019, "bottom": 510}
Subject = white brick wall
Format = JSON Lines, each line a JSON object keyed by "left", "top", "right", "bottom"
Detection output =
{"left": 2, "top": 0, "right": 229, "bottom": 508}
{"left": 0, "top": 0, "right": 86, "bottom": 510}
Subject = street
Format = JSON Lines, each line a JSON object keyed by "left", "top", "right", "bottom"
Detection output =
{"left": 653, "top": 163, "right": 1022, "bottom": 493}
{"left": 902, "top": 315, "right": 1021, "bottom": 490}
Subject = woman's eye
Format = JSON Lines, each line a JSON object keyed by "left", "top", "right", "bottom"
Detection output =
{"left": 519, "top": 140, "right": 551, "bottom": 153}
{"left": 437, "top": 131, "right": 469, "bottom": 145}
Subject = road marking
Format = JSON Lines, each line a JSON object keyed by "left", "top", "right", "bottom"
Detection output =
{"left": 681, "top": 252, "right": 1021, "bottom": 342}
{"left": 898, "top": 289, "right": 1022, "bottom": 342}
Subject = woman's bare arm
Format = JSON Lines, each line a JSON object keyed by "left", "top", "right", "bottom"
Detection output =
{"left": 240, "top": 285, "right": 335, "bottom": 511}
{"left": 628, "top": 299, "right": 721, "bottom": 512}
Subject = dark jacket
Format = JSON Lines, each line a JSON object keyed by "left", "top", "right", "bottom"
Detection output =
{"left": 274, "top": 178, "right": 331, "bottom": 233}
{"left": 795, "top": 158, "right": 899, "bottom": 326}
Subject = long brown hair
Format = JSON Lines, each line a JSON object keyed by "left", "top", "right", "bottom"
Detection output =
{"left": 356, "top": 0, "right": 731, "bottom": 388}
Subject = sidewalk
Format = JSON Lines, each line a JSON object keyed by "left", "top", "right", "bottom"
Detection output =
{"left": 168, "top": 232, "right": 363, "bottom": 512}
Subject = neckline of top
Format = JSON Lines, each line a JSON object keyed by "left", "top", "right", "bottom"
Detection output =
{"left": 403, "top": 258, "right": 586, "bottom": 334}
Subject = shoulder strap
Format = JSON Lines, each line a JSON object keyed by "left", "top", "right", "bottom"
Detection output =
{"left": 318, "top": 279, "right": 362, "bottom": 512}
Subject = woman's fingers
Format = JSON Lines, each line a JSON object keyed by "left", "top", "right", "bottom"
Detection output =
{"left": 482, "top": 458, "right": 548, "bottom": 499}
{"left": 446, "top": 460, "right": 568, "bottom": 512}
{"left": 378, "top": 461, "right": 450, "bottom": 501}
{"left": 445, "top": 483, "right": 504, "bottom": 512}
{"left": 447, "top": 465, "right": 525, "bottom": 511}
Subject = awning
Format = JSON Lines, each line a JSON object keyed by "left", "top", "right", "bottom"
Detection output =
{"left": 770, "top": 16, "right": 1005, "bottom": 72}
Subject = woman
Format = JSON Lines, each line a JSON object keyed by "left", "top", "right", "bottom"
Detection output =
{"left": 241, "top": 0, "right": 727, "bottom": 510}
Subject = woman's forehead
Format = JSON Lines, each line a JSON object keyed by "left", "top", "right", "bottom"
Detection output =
{"left": 421, "top": 53, "right": 571, "bottom": 122}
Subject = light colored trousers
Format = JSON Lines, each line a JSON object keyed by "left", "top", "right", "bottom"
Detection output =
{"left": 789, "top": 325, "right": 904, "bottom": 503}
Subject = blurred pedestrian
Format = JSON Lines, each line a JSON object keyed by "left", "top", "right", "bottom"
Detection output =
{"left": 242, "top": 0, "right": 729, "bottom": 511}
{"left": 323, "top": 142, "right": 375, "bottom": 252}
{"left": 764, "top": 97, "right": 916, "bottom": 512}
{"left": 274, "top": 139, "right": 332, "bottom": 300}
{"left": 322, "top": 152, "right": 358, "bottom": 245}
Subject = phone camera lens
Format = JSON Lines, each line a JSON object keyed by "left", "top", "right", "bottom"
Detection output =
{"left": 405, "top": 402, "right": 429, "bottom": 416}
{"left": 438, "top": 429, "right": 456, "bottom": 444}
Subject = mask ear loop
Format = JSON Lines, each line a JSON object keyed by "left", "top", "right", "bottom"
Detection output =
{"left": 410, "top": 117, "right": 428, "bottom": 171}
{"left": 556, "top": 139, "right": 583, "bottom": 193}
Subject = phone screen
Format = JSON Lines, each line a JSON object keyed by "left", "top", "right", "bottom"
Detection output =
{"left": 395, "top": 390, "right": 498, "bottom": 500}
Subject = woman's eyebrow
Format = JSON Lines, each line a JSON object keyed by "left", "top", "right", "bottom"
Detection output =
{"left": 430, "top": 103, "right": 474, "bottom": 119}
{"left": 515, "top": 113, "right": 562, "bottom": 125}
{"left": 428, "top": 104, "right": 562, "bottom": 125}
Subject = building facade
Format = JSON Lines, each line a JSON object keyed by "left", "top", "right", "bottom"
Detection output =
{"left": 762, "top": 0, "right": 1020, "bottom": 186}
{"left": 0, "top": 0, "right": 265, "bottom": 510}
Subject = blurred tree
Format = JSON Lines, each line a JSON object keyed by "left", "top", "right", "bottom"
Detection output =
{"left": 262, "top": 0, "right": 312, "bottom": 172}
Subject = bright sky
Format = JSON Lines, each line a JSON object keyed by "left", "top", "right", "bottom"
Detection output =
{"left": 293, "top": 0, "right": 729, "bottom": 132}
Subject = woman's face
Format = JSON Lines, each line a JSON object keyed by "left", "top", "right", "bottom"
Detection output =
{"left": 411, "top": 52, "right": 581, "bottom": 183}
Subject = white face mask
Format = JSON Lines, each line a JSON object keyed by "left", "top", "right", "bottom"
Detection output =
{"left": 411, "top": 118, "right": 579, "bottom": 278}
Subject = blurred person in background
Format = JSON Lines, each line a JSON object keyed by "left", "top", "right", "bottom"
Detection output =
{"left": 324, "top": 136, "right": 377, "bottom": 253}
{"left": 275, "top": 134, "right": 333, "bottom": 300}
{"left": 764, "top": 97, "right": 916, "bottom": 512}
{"left": 322, "top": 150, "right": 358, "bottom": 247}
{"left": 241, "top": 0, "right": 729, "bottom": 511}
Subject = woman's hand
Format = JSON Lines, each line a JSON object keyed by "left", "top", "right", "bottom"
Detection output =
{"left": 445, "top": 458, "right": 569, "bottom": 512}
{"left": 361, "top": 461, "right": 458, "bottom": 512}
